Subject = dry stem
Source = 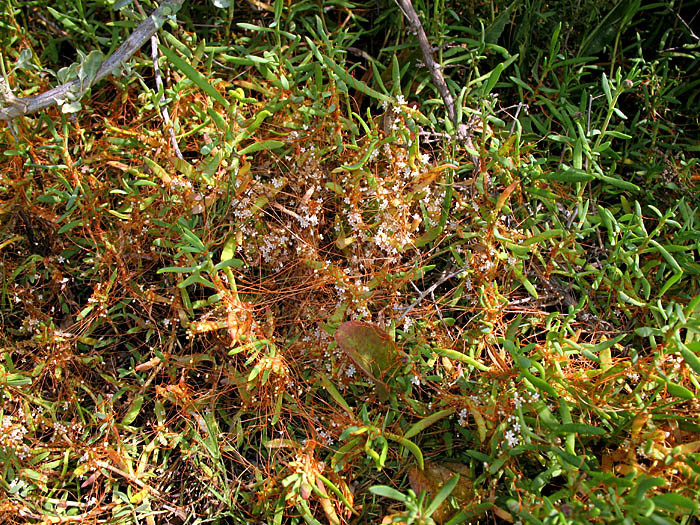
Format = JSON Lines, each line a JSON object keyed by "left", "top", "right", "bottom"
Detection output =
{"left": 395, "top": 0, "right": 481, "bottom": 171}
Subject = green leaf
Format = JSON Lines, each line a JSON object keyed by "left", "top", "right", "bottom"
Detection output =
{"left": 551, "top": 447, "right": 589, "bottom": 471}
{"left": 432, "top": 348, "right": 491, "bottom": 371}
{"left": 521, "top": 276, "right": 538, "bottom": 298}
{"left": 601, "top": 73, "right": 612, "bottom": 105}
{"left": 404, "top": 408, "right": 455, "bottom": 440}
{"left": 649, "top": 239, "right": 682, "bottom": 273}
{"left": 340, "top": 140, "right": 378, "bottom": 171}
{"left": 319, "top": 372, "right": 354, "bottom": 416}
{"left": 57, "top": 219, "right": 83, "bottom": 234}
{"left": 658, "top": 270, "right": 683, "bottom": 297}
{"left": 486, "top": 3, "right": 516, "bottom": 44}
{"left": 248, "top": 364, "right": 262, "bottom": 382}
{"left": 369, "top": 485, "right": 407, "bottom": 502}
{"left": 178, "top": 272, "right": 216, "bottom": 289}
{"left": 213, "top": 259, "right": 244, "bottom": 272}
{"left": 237, "top": 140, "right": 285, "bottom": 155}
{"left": 310, "top": 40, "right": 389, "bottom": 103}
{"left": 415, "top": 225, "right": 442, "bottom": 247}
{"left": 426, "top": 474, "right": 459, "bottom": 516}
{"left": 482, "top": 62, "right": 504, "bottom": 96}
{"left": 652, "top": 492, "right": 698, "bottom": 513}
{"left": 46, "top": 6, "right": 81, "bottom": 33}
{"left": 157, "top": 265, "right": 196, "bottom": 274}
{"left": 584, "top": 333, "right": 627, "bottom": 353}
{"left": 521, "top": 229, "right": 563, "bottom": 246}
{"left": 539, "top": 169, "right": 594, "bottom": 183}
{"left": 465, "top": 399, "right": 487, "bottom": 442}
{"left": 605, "top": 130, "right": 632, "bottom": 139}
{"left": 392, "top": 54, "right": 401, "bottom": 93}
{"left": 78, "top": 50, "right": 103, "bottom": 91}
{"left": 3, "top": 373, "right": 32, "bottom": 386}
{"left": 681, "top": 343, "right": 700, "bottom": 375}
{"left": 160, "top": 45, "right": 229, "bottom": 109}
{"left": 555, "top": 423, "right": 606, "bottom": 436}
{"left": 665, "top": 381, "right": 694, "bottom": 400}
{"left": 635, "top": 477, "right": 666, "bottom": 505}
{"left": 521, "top": 368, "right": 558, "bottom": 397}
{"left": 579, "top": 0, "right": 641, "bottom": 56}
{"left": 386, "top": 432, "right": 424, "bottom": 470}
{"left": 77, "top": 304, "right": 95, "bottom": 321}
{"left": 179, "top": 226, "right": 206, "bottom": 252}
{"left": 635, "top": 326, "right": 662, "bottom": 337}
{"left": 220, "top": 234, "right": 237, "bottom": 263}
{"left": 619, "top": 290, "right": 646, "bottom": 307}
{"left": 121, "top": 396, "right": 144, "bottom": 426}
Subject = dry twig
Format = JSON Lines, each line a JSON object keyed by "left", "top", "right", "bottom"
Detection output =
{"left": 395, "top": 0, "right": 480, "bottom": 171}
{"left": 395, "top": 0, "right": 457, "bottom": 125}
{"left": 151, "top": 36, "right": 183, "bottom": 159}
{"left": 397, "top": 266, "right": 468, "bottom": 322}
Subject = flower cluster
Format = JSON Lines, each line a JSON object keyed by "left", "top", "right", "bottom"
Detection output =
{"left": 504, "top": 415, "right": 522, "bottom": 448}
{"left": 0, "top": 415, "right": 30, "bottom": 459}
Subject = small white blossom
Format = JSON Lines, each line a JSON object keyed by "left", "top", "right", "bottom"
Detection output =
{"left": 513, "top": 391, "right": 524, "bottom": 409}
{"left": 505, "top": 429, "right": 520, "bottom": 447}
{"left": 458, "top": 408, "right": 468, "bottom": 426}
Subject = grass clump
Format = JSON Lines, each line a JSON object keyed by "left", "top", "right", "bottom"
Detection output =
{"left": 1, "top": 0, "right": 699, "bottom": 523}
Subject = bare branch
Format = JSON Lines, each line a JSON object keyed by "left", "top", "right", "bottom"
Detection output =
{"left": 669, "top": 5, "right": 700, "bottom": 42}
{"left": 0, "top": 0, "right": 185, "bottom": 121}
{"left": 397, "top": 266, "right": 469, "bottom": 322}
{"left": 395, "top": 0, "right": 457, "bottom": 126}
{"left": 395, "top": 0, "right": 480, "bottom": 171}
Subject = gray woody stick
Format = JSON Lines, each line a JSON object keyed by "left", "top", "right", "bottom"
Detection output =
{"left": 395, "top": 0, "right": 480, "bottom": 171}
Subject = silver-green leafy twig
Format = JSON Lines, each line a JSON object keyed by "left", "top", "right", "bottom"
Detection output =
{"left": 0, "top": 0, "right": 185, "bottom": 121}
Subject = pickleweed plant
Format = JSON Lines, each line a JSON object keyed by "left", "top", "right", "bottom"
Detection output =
{"left": 1, "top": 0, "right": 699, "bottom": 523}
